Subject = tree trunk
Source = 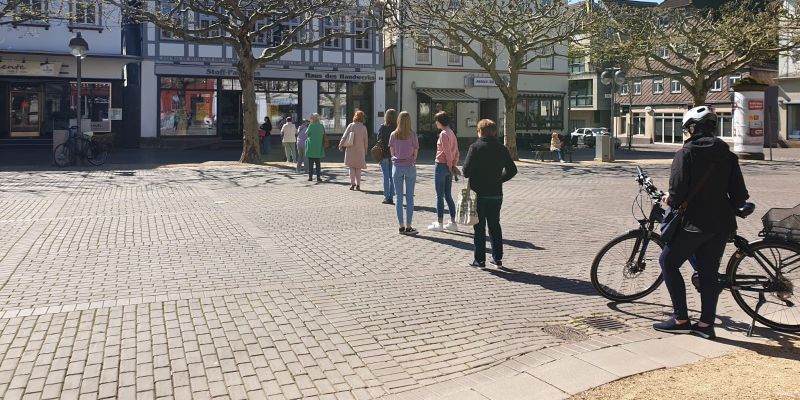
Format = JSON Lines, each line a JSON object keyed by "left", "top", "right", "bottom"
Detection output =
{"left": 237, "top": 57, "right": 262, "bottom": 164}
{"left": 503, "top": 96, "right": 518, "bottom": 160}
{"left": 691, "top": 89, "right": 708, "bottom": 108}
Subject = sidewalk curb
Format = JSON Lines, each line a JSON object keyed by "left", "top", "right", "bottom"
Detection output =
{"left": 380, "top": 327, "right": 766, "bottom": 400}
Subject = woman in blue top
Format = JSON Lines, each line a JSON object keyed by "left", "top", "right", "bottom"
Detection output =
{"left": 389, "top": 111, "right": 420, "bottom": 235}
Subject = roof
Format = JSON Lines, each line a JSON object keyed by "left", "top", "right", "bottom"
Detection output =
{"left": 416, "top": 88, "right": 478, "bottom": 103}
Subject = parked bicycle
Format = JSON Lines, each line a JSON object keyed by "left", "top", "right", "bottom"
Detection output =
{"left": 53, "top": 127, "right": 111, "bottom": 167}
{"left": 591, "top": 167, "right": 799, "bottom": 334}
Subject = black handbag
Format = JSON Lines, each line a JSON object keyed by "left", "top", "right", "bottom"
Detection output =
{"left": 660, "top": 164, "right": 715, "bottom": 243}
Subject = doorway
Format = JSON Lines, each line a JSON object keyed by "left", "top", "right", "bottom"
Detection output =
{"left": 218, "top": 91, "right": 242, "bottom": 140}
{"left": 479, "top": 99, "right": 498, "bottom": 125}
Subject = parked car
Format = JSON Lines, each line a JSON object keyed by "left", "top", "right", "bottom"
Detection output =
{"left": 569, "top": 127, "right": 605, "bottom": 146}
{"left": 583, "top": 132, "right": 622, "bottom": 149}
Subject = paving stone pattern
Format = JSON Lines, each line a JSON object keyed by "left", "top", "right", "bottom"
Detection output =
{"left": 0, "top": 160, "right": 798, "bottom": 399}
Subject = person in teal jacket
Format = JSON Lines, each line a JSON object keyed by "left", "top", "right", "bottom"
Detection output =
{"left": 305, "top": 113, "right": 326, "bottom": 182}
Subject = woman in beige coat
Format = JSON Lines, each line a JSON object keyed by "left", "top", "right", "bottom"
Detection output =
{"left": 339, "top": 110, "right": 370, "bottom": 190}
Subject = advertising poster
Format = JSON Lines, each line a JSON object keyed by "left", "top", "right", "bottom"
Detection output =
{"left": 732, "top": 91, "right": 765, "bottom": 156}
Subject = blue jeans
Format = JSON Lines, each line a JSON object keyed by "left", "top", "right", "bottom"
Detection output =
{"left": 659, "top": 229, "right": 728, "bottom": 324}
{"left": 553, "top": 149, "right": 563, "bottom": 162}
{"left": 307, "top": 158, "right": 321, "bottom": 180}
{"left": 393, "top": 165, "right": 416, "bottom": 226}
{"left": 434, "top": 163, "right": 456, "bottom": 221}
{"left": 261, "top": 137, "right": 271, "bottom": 155}
{"left": 474, "top": 196, "right": 503, "bottom": 263}
{"left": 380, "top": 158, "right": 395, "bottom": 201}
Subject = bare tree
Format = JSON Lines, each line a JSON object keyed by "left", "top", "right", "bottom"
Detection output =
{"left": 1, "top": 0, "right": 86, "bottom": 25}
{"left": 391, "top": 0, "right": 587, "bottom": 159}
{"left": 114, "top": 0, "right": 382, "bottom": 163}
{"left": 587, "top": 0, "right": 800, "bottom": 107}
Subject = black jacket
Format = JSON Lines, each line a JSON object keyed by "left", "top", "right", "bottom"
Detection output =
{"left": 462, "top": 136, "right": 517, "bottom": 196}
{"left": 668, "top": 134, "right": 749, "bottom": 233}
{"left": 377, "top": 124, "right": 395, "bottom": 159}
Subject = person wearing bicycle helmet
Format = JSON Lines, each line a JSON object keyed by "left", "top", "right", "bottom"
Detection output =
{"left": 654, "top": 105, "right": 749, "bottom": 340}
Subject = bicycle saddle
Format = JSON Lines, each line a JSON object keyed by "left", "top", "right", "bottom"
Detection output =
{"left": 736, "top": 202, "right": 755, "bottom": 218}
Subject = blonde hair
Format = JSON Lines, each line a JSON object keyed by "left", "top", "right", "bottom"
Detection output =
{"left": 477, "top": 119, "right": 497, "bottom": 137}
{"left": 394, "top": 111, "right": 412, "bottom": 140}
{"left": 310, "top": 113, "right": 320, "bottom": 123}
{"left": 384, "top": 109, "right": 397, "bottom": 127}
{"left": 353, "top": 110, "right": 366, "bottom": 123}
{"left": 551, "top": 132, "right": 560, "bottom": 138}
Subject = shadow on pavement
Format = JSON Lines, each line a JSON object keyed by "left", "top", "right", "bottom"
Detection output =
{"left": 487, "top": 266, "right": 595, "bottom": 296}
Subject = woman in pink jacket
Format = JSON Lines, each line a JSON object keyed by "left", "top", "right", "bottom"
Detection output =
{"left": 339, "top": 110, "right": 370, "bottom": 191}
{"left": 428, "top": 111, "right": 460, "bottom": 232}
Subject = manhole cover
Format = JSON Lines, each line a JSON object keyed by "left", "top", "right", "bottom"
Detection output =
{"left": 578, "top": 316, "right": 627, "bottom": 331}
{"left": 114, "top": 171, "right": 136, "bottom": 176}
{"left": 542, "top": 324, "right": 589, "bottom": 342}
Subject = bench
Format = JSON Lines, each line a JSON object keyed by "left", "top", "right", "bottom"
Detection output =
{"left": 530, "top": 143, "right": 574, "bottom": 163}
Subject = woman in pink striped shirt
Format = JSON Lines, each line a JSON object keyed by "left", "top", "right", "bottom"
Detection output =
{"left": 427, "top": 111, "right": 460, "bottom": 232}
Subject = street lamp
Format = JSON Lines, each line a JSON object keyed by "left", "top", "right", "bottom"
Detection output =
{"left": 600, "top": 68, "right": 626, "bottom": 140}
{"left": 69, "top": 32, "right": 89, "bottom": 135}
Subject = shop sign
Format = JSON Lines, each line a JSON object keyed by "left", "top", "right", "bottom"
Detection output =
{"left": 302, "top": 72, "right": 374, "bottom": 81}
{"left": 747, "top": 100, "right": 764, "bottom": 110}
{"left": 109, "top": 108, "right": 123, "bottom": 121}
{"left": 0, "top": 61, "right": 62, "bottom": 77}
{"left": 156, "top": 64, "right": 375, "bottom": 81}
{"left": 473, "top": 77, "right": 496, "bottom": 87}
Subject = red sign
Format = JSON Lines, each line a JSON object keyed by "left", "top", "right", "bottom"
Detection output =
{"left": 748, "top": 100, "right": 764, "bottom": 110}
{"left": 750, "top": 128, "right": 764, "bottom": 137}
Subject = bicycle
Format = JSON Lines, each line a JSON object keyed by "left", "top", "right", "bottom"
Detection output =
{"left": 53, "top": 127, "right": 111, "bottom": 167}
{"left": 590, "top": 166, "right": 800, "bottom": 335}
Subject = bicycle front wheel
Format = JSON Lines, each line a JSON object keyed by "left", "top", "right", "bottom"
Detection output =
{"left": 87, "top": 141, "right": 108, "bottom": 166}
{"left": 591, "top": 231, "right": 665, "bottom": 302}
{"left": 727, "top": 239, "right": 800, "bottom": 332}
{"left": 53, "top": 143, "right": 72, "bottom": 167}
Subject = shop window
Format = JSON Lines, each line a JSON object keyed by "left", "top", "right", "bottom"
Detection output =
{"left": 632, "top": 113, "right": 646, "bottom": 135}
{"left": 788, "top": 105, "right": 800, "bottom": 140}
{"left": 72, "top": 0, "right": 100, "bottom": 25}
{"left": 654, "top": 113, "right": 683, "bottom": 143}
{"left": 515, "top": 97, "right": 563, "bottom": 130}
{"left": 70, "top": 82, "right": 111, "bottom": 132}
{"left": 718, "top": 112, "right": 733, "bottom": 138}
{"left": 9, "top": 85, "right": 41, "bottom": 137}
{"left": 252, "top": 79, "right": 300, "bottom": 134}
{"left": 159, "top": 77, "right": 217, "bottom": 136}
{"left": 416, "top": 99, "right": 456, "bottom": 136}
{"left": 353, "top": 18, "right": 371, "bottom": 50}
{"left": 319, "top": 81, "right": 348, "bottom": 133}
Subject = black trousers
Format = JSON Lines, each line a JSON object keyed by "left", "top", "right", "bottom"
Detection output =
{"left": 473, "top": 196, "right": 503, "bottom": 263}
{"left": 659, "top": 229, "right": 728, "bottom": 324}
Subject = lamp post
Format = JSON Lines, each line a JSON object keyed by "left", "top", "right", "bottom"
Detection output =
{"left": 600, "top": 68, "right": 626, "bottom": 140}
{"left": 69, "top": 32, "right": 89, "bottom": 135}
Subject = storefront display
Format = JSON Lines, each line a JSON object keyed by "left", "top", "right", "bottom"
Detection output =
{"left": 159, "top": 77, "right": 217, "bottom": 136}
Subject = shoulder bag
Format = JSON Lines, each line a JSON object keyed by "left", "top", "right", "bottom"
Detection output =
{"left": 340, "top": 124, "right": 355, "bottom": 148}
{"left": 456, "top": 181, "right": 479, "bottom": 226}
{"left": 660, "top": 164, "right": 715, "bottom": 243}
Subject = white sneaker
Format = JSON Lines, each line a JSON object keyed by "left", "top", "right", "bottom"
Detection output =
{"left": 427, "top": 222, "right": 444, "bottom": 231}
{"left": 444, "top": 221, "right": 459, "bottom": 231}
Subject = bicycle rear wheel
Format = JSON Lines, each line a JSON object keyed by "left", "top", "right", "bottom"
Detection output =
{"left": 591, "top": 231, "right": 665, "bottom": 302}
{"left": 727, "top": 240, "right": 800, "bottom": 332}
{"left": 53, "top": 143, "right": 72, "bottom": 167}
{"left": 87, "top": 141, "right": 108, "bottom": 166}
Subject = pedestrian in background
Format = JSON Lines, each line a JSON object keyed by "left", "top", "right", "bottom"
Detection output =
{"left": 281, "top": 117, "right": 298, "bottom": 163}
{"left": 296, "top": 119, "right": 309, "bottom": 172}
{"left": 462, "top": 119, "right": 517, "bottom": 268}
{"left": 305, "top": 114, "right": 325, "bottom": 182}
{"left": 389, "top": 111, "right": 420, "bottom": 235}
{"left": 339, "top": 110, "right": 369, "bottom": 191}
{"left": 428, "top": 111, "right": 460, "bottom": 232}
{"left": 550, "top": 131, "right": 565, "bottom": 163}
{"left": 378, "top": 109, "right": 397, "bottom": 204}
{"left": 259, "top": 117, "right": 272, "bottom": 156}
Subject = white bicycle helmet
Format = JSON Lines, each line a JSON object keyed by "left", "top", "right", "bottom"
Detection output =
{"left": 682, "top": 105, "right": 718, "bottom": 130}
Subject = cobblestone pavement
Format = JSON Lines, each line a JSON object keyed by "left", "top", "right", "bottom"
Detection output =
{"left": 0, "top": 159, "right": 798, "bottom": 400}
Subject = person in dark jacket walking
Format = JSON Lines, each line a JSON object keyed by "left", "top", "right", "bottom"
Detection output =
{"left": 653, "top": 105, "right": 749, "bottom": 340}
{"left": 462, "top": 119, "right": 518, "bottom": 268}
{"left": 378, "top": 109, "right": 397, "bottom": 204}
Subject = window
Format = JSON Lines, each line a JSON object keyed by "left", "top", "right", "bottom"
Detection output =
{"left": 415, "top": 41, "right": 431, "bottom": 64}
{"left": 653, "top": 78, "right": 664, "bottom": 94}
{"left": 254, "top": 20, "right": 269, "bottom": 45}
{"left": 17, "top": 0, "right": 46, "bottom": 19}
{"left": 568, "top": 55, "right": 585, "bottom": 74}
{"left": 323, "top": 17, "right": 343, "bottom": 48}
{"left": 633, "top": 80, "right": 642, "bottom": 95}
{"left": 198, "top": 15, "right": 219, "bottom": 38}
{"left": 319, "top": 81, "right": 348, "bottom": 133}
{"left": 515, "top": 97, "right": 564, "bottom": 130}
{"left": 72, "top": 0, "right": 99, "bottom": 25}
{"left": 159, "top": 77, "right": 217, "bottom": 136}
{"left": 620, "top": 83, "right": 629, "bottom": 95}
{"left": 654, "top": 113, "right": 683, "bottom": 143}
{"left": 159, "top": 3, "right": 181, "bottom": 40}
{"left": 539, "top": 46, "right": 554, "bottom": 70}
{"left": 271, "top": 18, "right": 300, "bottom": 46}
{"left": 632, "top": 112, "right": 646, "bottom": 135}
{"left": 353, "top": 18, "right": 371, "bottom": 50}
{"left": 481, "top": 41, "right": 493, "bottom": 61}
{"left": 447, "top": 38, "right": 462, "bottom": 66}
{"left": 670, "top": 79, "right": 681, "bottom": 93}
{"left": 657, "top": 47, "right": 669, "bottom": 58}
{"left": 569, "top": 79, "right": 592, "bottom": 107}
{"left": 711, "top": 78, "right": 722, "bottom": 91}
{"left": 728, "top": 73, "right": 742, "bottom": 90}
{"left": 718, "top": 112, "right": 733, "bottom": 138}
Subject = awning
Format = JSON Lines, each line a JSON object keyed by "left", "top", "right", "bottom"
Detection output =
{"left": 417, "top": 88, "right": 478, "bottom": 103}
{"left": 519, "top": 91, "right": 565, "bottom": 99}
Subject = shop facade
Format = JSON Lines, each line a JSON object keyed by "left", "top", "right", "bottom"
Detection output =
{"left": 777, "top": 52, "right": 800, "bottom": 144}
